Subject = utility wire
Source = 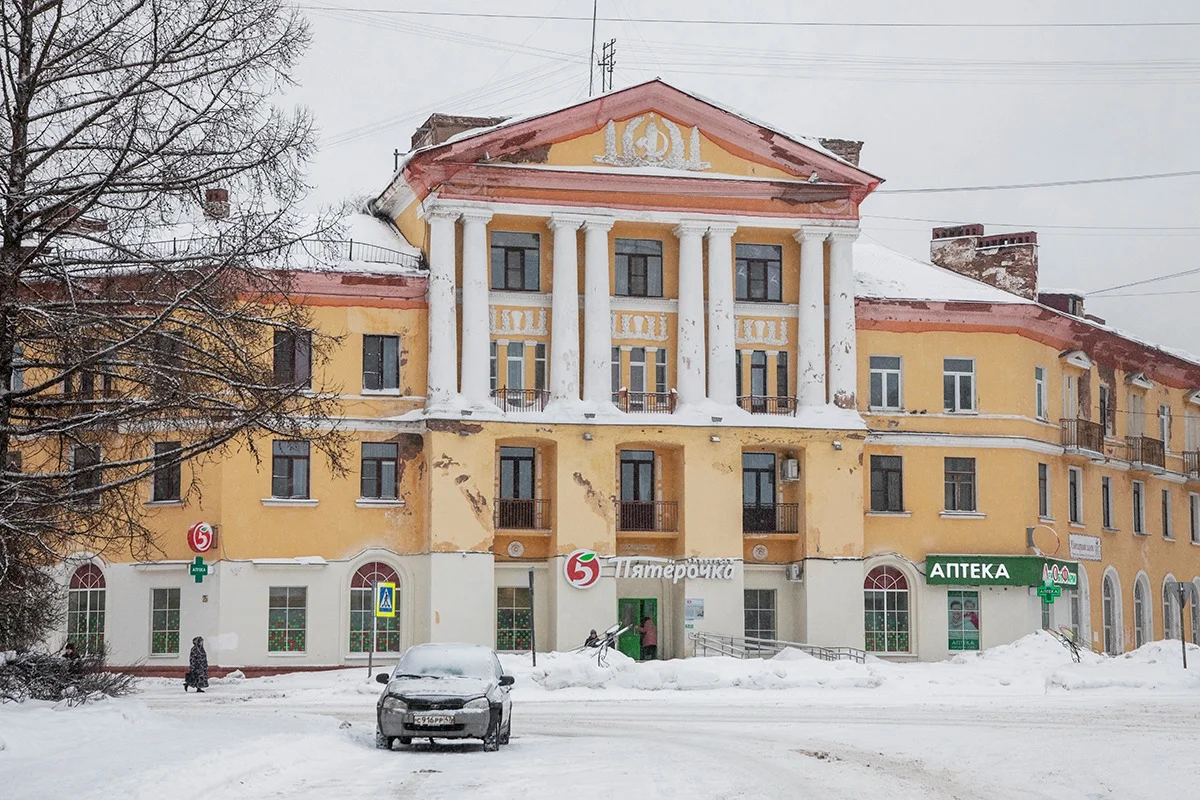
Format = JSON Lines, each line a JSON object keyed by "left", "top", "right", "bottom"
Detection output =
{"left": 1085, "top": 267, "right": 1200, "bottom": 297}
{"left": 874, "top": 169, "right": 1200, "bottom": 194}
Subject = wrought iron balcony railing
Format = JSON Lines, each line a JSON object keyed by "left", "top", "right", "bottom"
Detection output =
{"left": 617, "top": 500, "right": 679, "bottom": 532}
{"left": 742, "top": 503, "right": 800, "bottom": 534}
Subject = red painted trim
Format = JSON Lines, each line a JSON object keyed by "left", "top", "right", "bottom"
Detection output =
{"left": 858, "top": 299, "right": 1200, "bottom": 389}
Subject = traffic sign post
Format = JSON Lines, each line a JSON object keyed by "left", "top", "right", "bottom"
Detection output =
{"left": 1167, "top": 581, "right": 1193, "bottom": 669}
{"left": 368, "top": 582, "right": 397, "bottom": 678}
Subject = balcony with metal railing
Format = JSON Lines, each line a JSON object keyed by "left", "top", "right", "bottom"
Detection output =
{"left": 1126, "top": 435, "right": 1166, "bottom": 471}
{"left": 614, "top": 388, "right": 676, "bottom": 414}
{"left": 494, "top": 498, "right": 552, "bottom": 531}
{"left": 617, "top": 500, "right": 679, "bottom": 533}
{"left": 1184, "top": 451, "right": 1200, "bottom": 481}
{"left": 1061, "top": 418, "right": 1105, "bottom": 455}
{"left": 742, "top": 503, "right": 800, "bottom": 534}
{"left": 737, "top": 395, "right": 797, "bottom": 415}
{"left": 490, "top": 388, "right": 550, "bottom": 413}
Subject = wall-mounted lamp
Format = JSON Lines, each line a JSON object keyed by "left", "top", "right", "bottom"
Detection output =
{"left": 582, "top": 432, "right": 593, "bottom": 441}
{"left": 832, "top": 440, "right": 843, "bottom": 451}
{"left": 710, "top": 435, "right": 721, "bottom": 443}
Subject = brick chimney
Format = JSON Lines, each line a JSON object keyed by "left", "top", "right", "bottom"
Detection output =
{"left": 817, "top": 138, "right": 865, "bottom": 168}
{"left": 203, "top": 188, "right": 230, "bottom": 220}
{"left": 930, "top": 224, "right": 1039, "bottom": 300}
{"left": 411, "top": 113, "right": 509, "bottom": 151}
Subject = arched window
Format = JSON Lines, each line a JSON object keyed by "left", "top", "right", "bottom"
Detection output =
{"left": 68, "top": 564, "right": 106, "bottom": 657}
{"left": 1133, "top": 575, "right": 1150, "bottom": 648}
{"left": 1102, "top": 571, "right": 1121, "bottom": 655}
{"left": 1162, "top": 576, "right": 1180, "bottom": 640}
{"left": 864, "top": 566, "right": 910, "bottom": 653}
{"left": 349, "top": 562, "right": 400, "bottom": 653}
{"left": 1192, "top": 579, "right": 1200, "bottom": 645}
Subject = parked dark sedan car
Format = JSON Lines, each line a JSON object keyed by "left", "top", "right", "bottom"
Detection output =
{"left": 375, "top": 643, "right": 515, "bottom": 751}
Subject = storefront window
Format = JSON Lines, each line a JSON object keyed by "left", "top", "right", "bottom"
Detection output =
{"left": 67, "top": 564, "right": 106, "bottom": 657}
{"left": 744, "top": 589, "right": 776, "bottom": 642}
{"left": 864, "top": 566, "right": 909, "bottom": 653}
{"left": 268, "top": 586, "right": 307, "bottom": 652}
{"left": 496, "top": 587, "right": 532, "bottom": 652}
{"left": 349, "top": 562, "right": 400, "bottom": 653}
{"left": 947, "top": 590, "right": 980, "bottom": 651}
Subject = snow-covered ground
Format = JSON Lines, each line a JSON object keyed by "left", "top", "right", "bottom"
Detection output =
{"left": 3, "top": 633, "right": 1198, "bottom": 799}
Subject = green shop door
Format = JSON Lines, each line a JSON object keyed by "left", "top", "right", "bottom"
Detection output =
{"left": 617, "top": 598, "right": 658, "bottom": 660}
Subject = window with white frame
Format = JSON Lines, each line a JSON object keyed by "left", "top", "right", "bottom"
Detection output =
{"left": 1102, "top": 476, "right": 1114, "bottom": 530}
{"left": 1162, "top": 581, "right": 1180, "bottom": 640}
{"left": 1038, "top": 463, "right": 1050, "bottom": 519}
{"left": 67, "top": 564, "right": 106, "bottom": 657}
{"left": 1162, "top": 489, "right": 1173, "bottom": 539}
{"left": 1193, "top": 584, "right": 1200, "bottom": 645}
{"left": 870, "top": 356, "right": 902, "bottom": 410}
{"left": 362, "top": 335, "right": 400, "bottom": 392}
{"left": 268, "top": 586, "right": 307, "bottom": 652}
{"left": 490, "top": 341, "right": 498, "bottom": 392}
{"left": 1190, "top": 493, "right": 1199, "bottom": 544}
{"left": 534, "top": 343, "right": 546, "bottom": 392}
{"left": 655, "top": 349, "right": 668, "bottom": 394}
{"left": 8, "top": 344, "right": 23, "bottom": 392}
{"left": 1062, "top": 374, "right": 1079, "bottom": 420}
{"left": 1102, "top": 573, "right": 1120, "bottom": 655}
{"left": 1159, "top": 404, "right": 1171, "bottom": 449}
{"left": 1187, "top": 410, "right": 1200, "bottom": 452}
{"left": 944, "top": 457, "right": 977, "bottom": 512}
{"left": 496, "top": 587, "right": 532, "bottom": 652}
{"left": 1100, "top": 385, "right": 1114, "bottom": 436}
{"left": 744, "top": 589, "right": 777, "bottom": 642}
{"left": 506, "top": 342, "right": 525, "bottom": 390}
{"left": 611, "top": 346, "right": 620, "bottom": 399}
{"left": 1132, "top": 481, "right": 1146, "bottom": 534}
{"left": 1127, "top": 391, "right": 1145, "bottom": 436}
{"left": 1133, "top": 577, "right": 1150, "bottom": 648}
{"left": 943, "top": 358, "right": 975, "bottom": 412}
{"left": 629, "top": 347, "right": 647, "bottom": 394}
{"left": 150, "top": 588, "right": 181, "bottom": 655}
{"left": 864, "top": 566, "right": 910, "bottom": 653}
{"left": 1034, "top": 366, "right": 1047, "bottom": 420}
{"left": 1068, "top": 467, "right": 1083, "bottom": 525}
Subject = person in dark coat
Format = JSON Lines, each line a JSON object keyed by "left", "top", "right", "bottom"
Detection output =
{"left": 584, "top": 629, "right": 600, "bottom": 648}
{"left": 184, "top": 636, "right": 209, "bottom": 692}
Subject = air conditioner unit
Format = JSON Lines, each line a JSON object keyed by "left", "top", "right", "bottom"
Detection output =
{"left": 780, "top": 458, "right": 800, "bottom": 482}
{"left": 785, "top": 563, "right": 803, "bottom": 582}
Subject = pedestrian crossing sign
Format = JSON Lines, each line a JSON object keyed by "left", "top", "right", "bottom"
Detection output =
{"left": 375, "top": 582, "right": 396, "bottom": 618}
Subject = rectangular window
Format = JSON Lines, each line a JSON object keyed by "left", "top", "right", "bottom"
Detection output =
{"left": 1132, "top": 480, "right": 1145, "bottom": 534}
{"left": 273, "top": 329, "right": 312, "bottom": 388}
{"left": 1162, "top": 489, "right": 1173, "bottom": 539}
{"left": 271, "top": 441, "right": 310, "bottom": 499}
{"left": 496, "top": 586, "right": 532, "bottom": 651}
{"left": 362, "top": 335, "right": 400, "bottom": 392}
{"left": 735, "top": 244, "right": 782, "bottom": 302}
{"left": 1034, "top": 366, "right": 1047, "bottom": 420}
{"left": 744, "top": 589, "right": 777, "bottom": 642}
{"left": 1190, "top": 493, "right": 1199, "bottom": 544}
{"left": 499, "top": 447, "right": 536, "bottom": 501}
{"left": 72, "top": 444, "right": 102, "bottom": 497}
{"left": 944, "top": 457, "right": 977, "bottom": 512}
{"left": 267, "top": 586, "right": 307, "bottom": 652}
{"left": 1038, "top": 463, "right": 1050, "bottom": 519}
{"left": 870, "top": 455, "right": 904, "bottom": 512}
{"left": 629, "top": 347, "right": 646, "bottom": 394}
{"left": 490, "top": 231, "right": 540, "bottom": 291}
{"left": 534, "top": 343, "right": 547, "bottom": 392}
{"left": 947, "top": 590, "right": 981, "bottom": 651}
{"left": 611, "top": 346, "right": 621, "bottom": 397}
{"left": 869, "top": 356, "right": 902, "bottom": 410}
{"left": 1068, "top": 467, "right": 1083, "bottom": 525}
{"left": 1102, "top": 477, "right": 1114, "bottom": 529}
{"left": 655, "top": 348, "right": 667, "bottom": 394}
{"left": 735, "top": 351, "right": 743, "bottom": 398}
{"left": 750, "top": 351, "right": 767, "bottom": 397}
{"left": 1100, "top": 385, "right": 1114, "bottom": 436}
{"left": 1062, "top": 374, "right": 1078, "bottom": 420}
{"left": 1127, "top": 392, "right": 1144, "bottom": 436}
{"left": 152, "top": 441, "right": 182, "bottom": 502}
{"left": 1187, "top": 410, "right": 1200, "bottom": 452}
{"left": 506, "top": 342, "right": 525, "bottom": 390}
{"left": 360, "top": 442, "right": 398, "bottom": 500}
{"left": 614, "top": 238, "right": 663, "bottom": 297}
{"left": 1159, "top": 404, "right": 1171, "bottom": 450}
{"left": 150, "top": 588, "right": 181, "bottom": 655}
{"left": 775, "top": 352, "right": 789, "bottom": 398}
{"left": 490, "top": 341, "right": 498, "bottom": 392}
{"left": 943, "top": 358, "right": 975, "bottom": 412}
{"left": 8, "top": 344, "right": 24, "bottom": 392}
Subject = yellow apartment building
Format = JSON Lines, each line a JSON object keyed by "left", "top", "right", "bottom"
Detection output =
{"left": 52, "top": 80, "right": 1200, "bottom": 668}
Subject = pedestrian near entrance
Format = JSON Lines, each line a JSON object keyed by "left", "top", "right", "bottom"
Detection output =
{"left": 584, "top": 629, "right": 600, "bottom": 648}
{"left": 184, "top": 636, "right": 209, "bottom": 692}
{"left": 635, "top": 616, "right": 657, "bottom": 660}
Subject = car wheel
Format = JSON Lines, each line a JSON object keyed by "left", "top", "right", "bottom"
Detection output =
{"left": 499, "top": 718, "right": 511, "bottom": 745}
{"left": 375, "top": 726, "right": 394, "bottom": 751}
{"left": 398, "top": 737, "right": 412, "bottom": 746}
{"left": 482, "top": 710, "right": 501, "bottom": 752}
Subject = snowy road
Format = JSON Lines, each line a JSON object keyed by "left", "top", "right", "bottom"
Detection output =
{"left": 5, "top": 684, "right": 1197, "bottom": 799}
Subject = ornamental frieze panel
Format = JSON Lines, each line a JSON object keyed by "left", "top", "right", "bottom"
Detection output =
{"left": 611, "top": 312, "right": 670, "bottom": 342}
{"left": 490, "top": 306, "right": 548, "bottom": 337}
{"left": 594, "top": 114, "right": 710, "bottom": 171}
{"left": 735, "top": 317, "right": 789, "bottom": 347}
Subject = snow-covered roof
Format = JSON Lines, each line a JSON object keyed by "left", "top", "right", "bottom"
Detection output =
{"left": 854, "top": 239, "right": 1034, "bottom": 304}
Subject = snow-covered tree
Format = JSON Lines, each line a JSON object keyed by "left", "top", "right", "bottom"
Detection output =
{"left": 0, "top": 0, "right": 345, "bottom": 651}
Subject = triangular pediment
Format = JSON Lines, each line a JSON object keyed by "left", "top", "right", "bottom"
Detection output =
{"left": 382, "top": 79, "right": 881, "bottom": 215}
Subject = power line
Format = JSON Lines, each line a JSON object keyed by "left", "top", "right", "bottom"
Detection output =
{"left": 864, "top": 214, "right": 1200, "bottom": 232}
{"left": 874, "top": 169, "right": 1200, "bottom": 194}
{"left": 298, "top": 7, "right": 1200, "bottom": 29}
{"left": 1085, "top": 267, "right": 1200, "bottom": 296}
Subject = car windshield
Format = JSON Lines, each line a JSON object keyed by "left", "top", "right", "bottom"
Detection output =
{"left": 393, "top": 646, "right": 497, "bottom": 680}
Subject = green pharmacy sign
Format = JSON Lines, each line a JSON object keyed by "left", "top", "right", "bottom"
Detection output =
{"left": 189, "top": 556, "right": 209, "bottom": 584}
{"left": 925, "top": 555, "right": 1078, "bottom": 588}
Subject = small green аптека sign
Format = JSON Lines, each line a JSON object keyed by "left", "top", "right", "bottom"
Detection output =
{"left": 189, "top": 556, "right": 209, "bottom": 584}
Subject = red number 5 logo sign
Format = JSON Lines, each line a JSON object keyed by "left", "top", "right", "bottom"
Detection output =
{"left": 564, "top": 549, "right": 601, "bottom": 589}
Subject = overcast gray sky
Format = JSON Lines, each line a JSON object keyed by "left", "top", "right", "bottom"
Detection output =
{"left": 288, "top": 1, "right": 1200, "bottom": 354}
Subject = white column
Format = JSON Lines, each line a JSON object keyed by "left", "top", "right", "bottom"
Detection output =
{"left": 582, "top": 217, "right": 615, "bottom": 406}
{"left": 795, "top": 228, "right": 828, "bottom": 407}
{"left": 705, "top": 223, "right": 737, "bottom": 406}
{"left": 673, "top": 221, "right": 709, "bottom": 406}
{"left": 459, "top": 209, "right": 494, "bottom": 407}
{"left": 425, "top": 207, "right": 459, "bottom": 408}
{"left": 548, "top": 214, "right": 584, "bottom": 403}
{"left": 827, "top": 229, "right": 860, "bottom": 409}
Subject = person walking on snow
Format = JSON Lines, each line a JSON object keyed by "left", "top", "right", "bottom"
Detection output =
{"left": 635, "top": 616, "right": 657, "bottom": 661}
{"left": 184, "top": 636, "right": 209, "bottom": 692}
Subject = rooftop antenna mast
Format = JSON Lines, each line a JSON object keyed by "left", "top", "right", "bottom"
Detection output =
{"left": 598, "top": 38, "right": 616, "bottom": 93}
{"left": 589, "top": 0, "right": 598, "bottom": 97}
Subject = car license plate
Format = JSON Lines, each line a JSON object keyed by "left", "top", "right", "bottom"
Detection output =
{"left": 411, "top": 713, "right": 454, "bottom": 726}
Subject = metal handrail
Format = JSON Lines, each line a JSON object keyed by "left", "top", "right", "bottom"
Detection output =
{"left": 742, "top": 503, "right": 800, "bottom": 534}
{"left": 737, "top": 395, "right": 797, "bottom": 415}
{"left": 491, "top": 388, "right": 550, "bottom": 413}
{"left": 1126, "top": 435, "right": 1166, "bottom": 470}
{"left": 690, "top": 631, "right": 866, "bottom": 664}
{"left": 1061, "top": 418, "right": 1104, "bottom": 454}
{"left": 1183, "top": 450, "right": 1200, "bottom": 480}
{"left": 617, "top": 500, "right": 679, "bottom": 532}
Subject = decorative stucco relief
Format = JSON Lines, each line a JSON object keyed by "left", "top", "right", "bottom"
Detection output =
{"left": 611, "top": 312, "right": 670, "bottom": 342}
{"left": 735, "top": 317, "right": 789, "bottom": 347}
{"left": 490, "top": 307, "right": 547, "bottom": 336}
{"left": 594, "top": 114, "right": 710, "bottom": 171}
